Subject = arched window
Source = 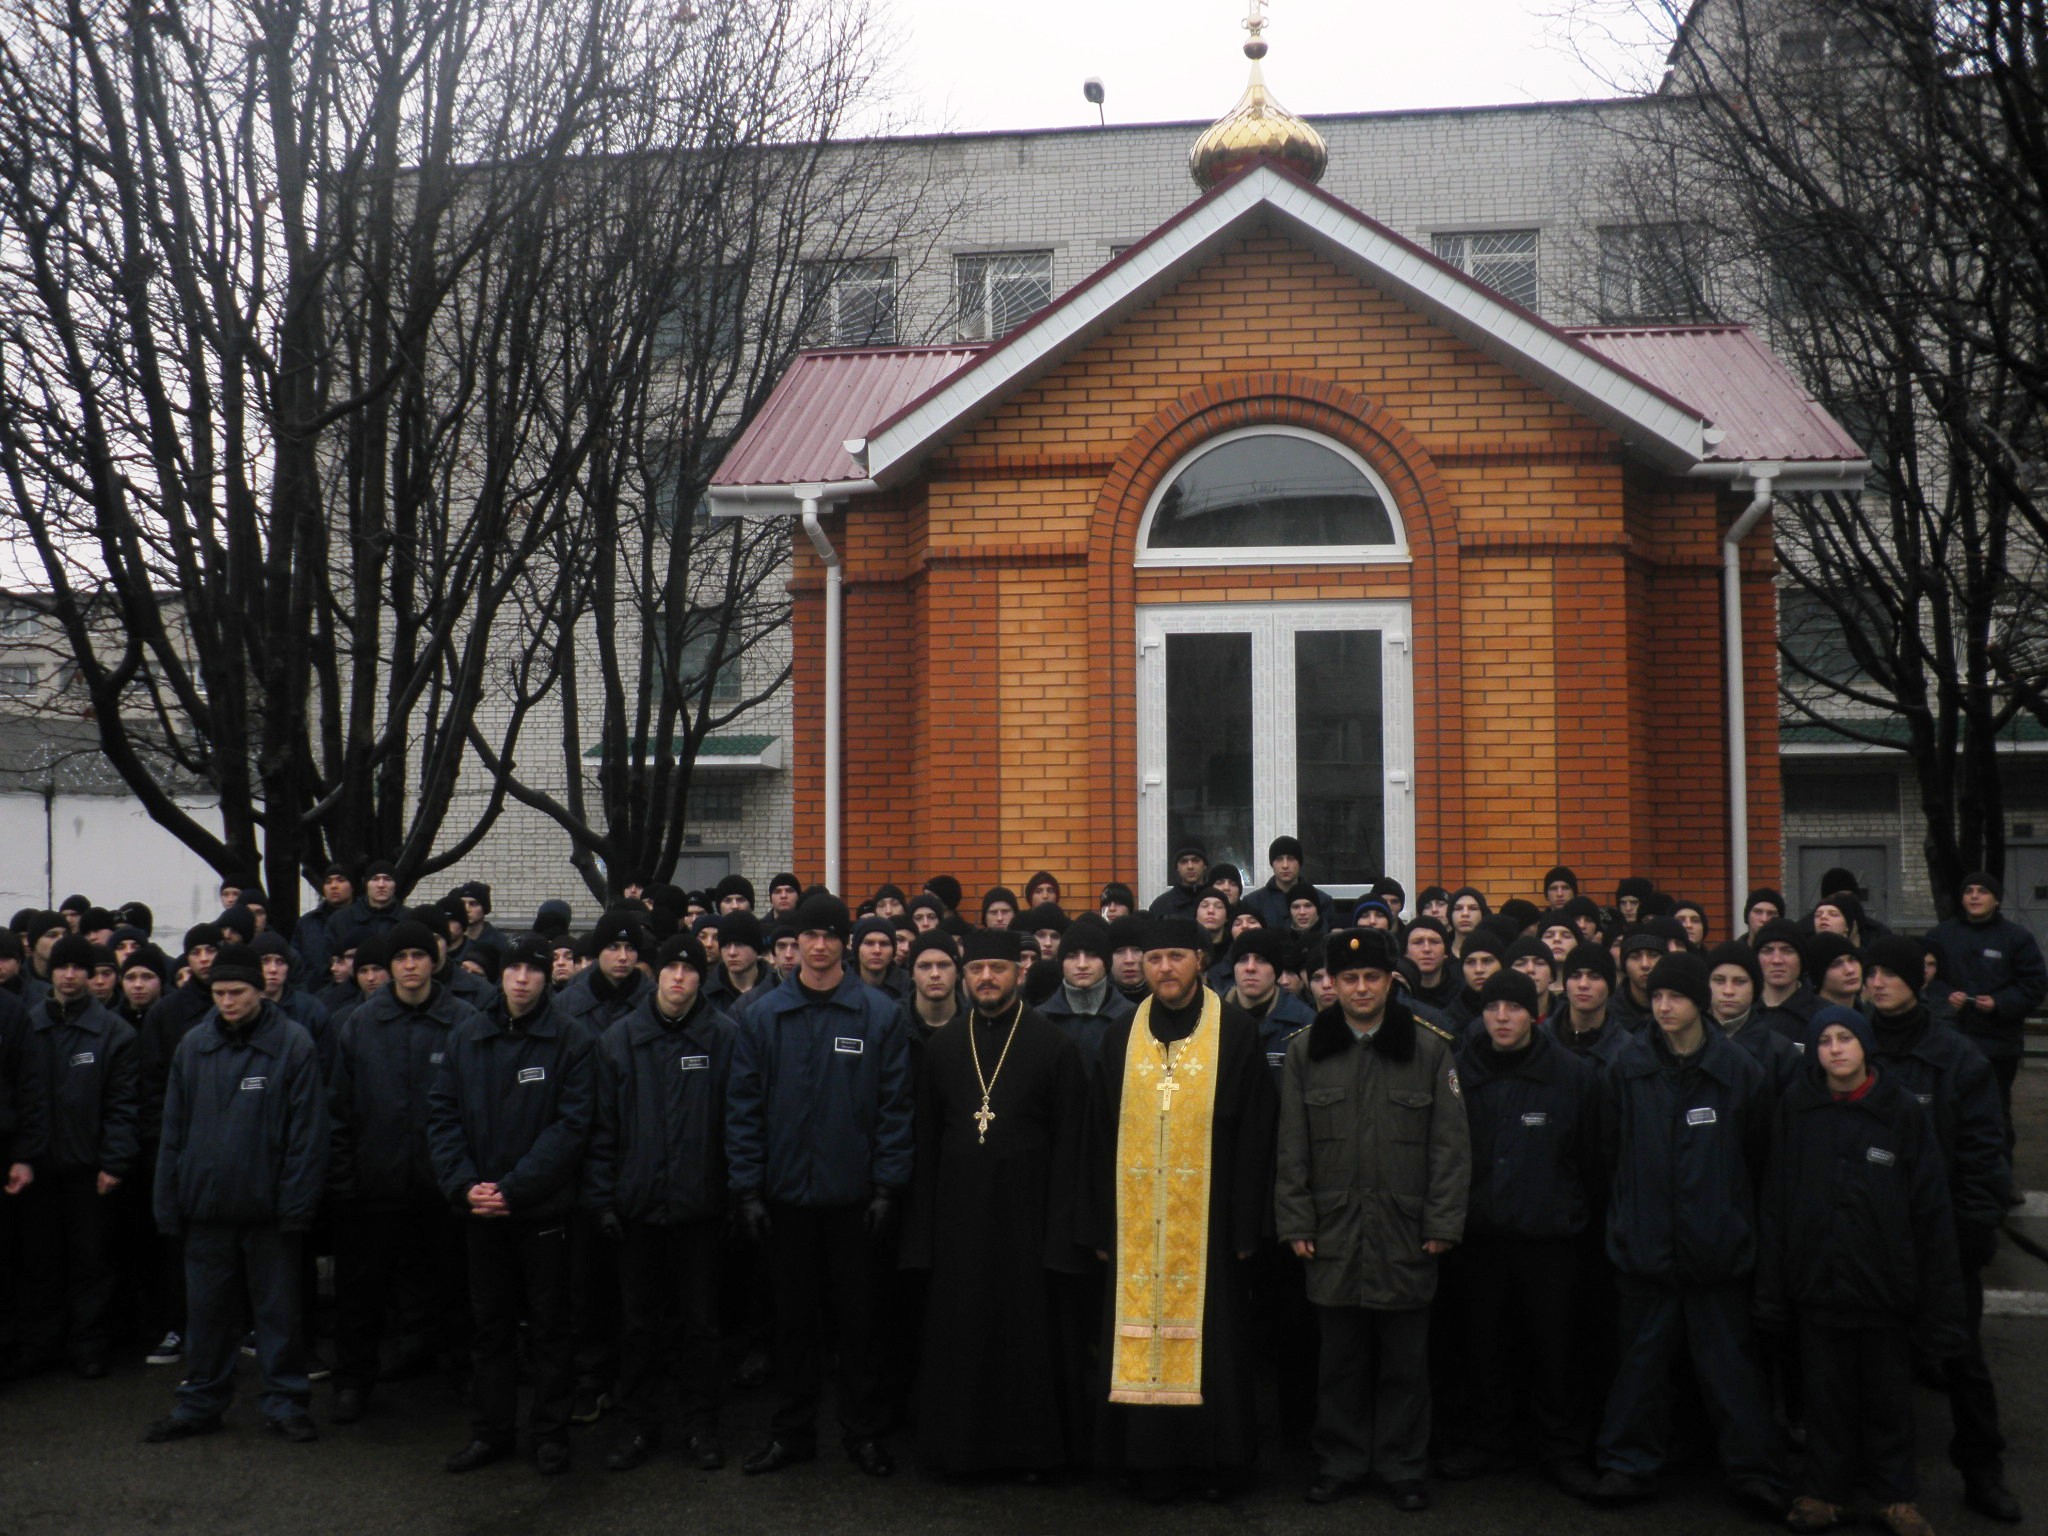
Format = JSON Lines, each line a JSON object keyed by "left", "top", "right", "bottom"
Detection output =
{"left": 1135, "top": 427, "right": 1407, "bottom": 566}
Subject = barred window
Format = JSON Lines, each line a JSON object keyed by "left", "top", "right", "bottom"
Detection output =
{"left": 685, "top": 780, "right": 745, "bottom": 824}
{"left": 801, "top": 259, "right": 897, "bottom": 347}
{"left": 1597, "top": 224, "right": 1714, "bottom": 324}
{"left": 1431, "top": 229, "right": 1540, "bottom": 310}
{"left": 956, "top": 251, "right": 1053, "bottom": 342}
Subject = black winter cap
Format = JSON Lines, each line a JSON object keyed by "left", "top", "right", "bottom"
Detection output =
{"left": 1743, "top": 888, "right": 1787, "bottom": 918}
{"left": 217, "top": 906, "right": 256, "bottom": 943}
{"left": 1704, "top": 940, "right": 1763, "bottom": 996}
{"left": 1646, "top": 952, "right": 1712, "bottom": 1015}
{"left": 1477, "top": 968, "right": 1541, "bottom": 1015}
{"left": 504, "top": 932, "right": 554, "bottom": 974}
{"left": 120, "top": 943, "right": 170, "bottom": 980}
{"left": 251, "top": 931, "right": 292, "bottom": 959}
{"left": 1961, "top": 870, "right": 2003, "bottom": 902}
{"left": 1105, "top": 914, "right": 1149, "bottom": 953}
{"left": 907, "top": 930, "right": 960, "bottom": 967}
{"left": 387, "top": 920, "right": 439, "bottom": 959}
{"left": 1268, "top": 835, "right": 1305, "bottom": 863}
{"left": 1058, "top": 918, "right": 1114, "bottom": 964}
{"left": 1818, "top": 866, "right": 1861, "bottom": 899}
{"left": 589, "top": 909, "right": 652, "bottom": 956}
{"left": 48, "top": 934, "right": 98, "bottom": 973}
{"left": 1863, "top": 934, "right": 1926, "bottom": 984}
{"left": 1099, "top": 882, "right": 1136, "bottom": 910}
{"left": 713, "top": 874, "right": 756, "bottom": 906}
{"left": 793, "top": 893, "right": 852, "bottom": 943}
{"left": 770, "top": 872, "right": 803, "bottom": 895}
{"left": 363, "top": 859, "right": 399, "bottom": 882}
{"left": 717, "top": 911, "right": 764, "bottom": 951}
{"left": 58, "top": 893, "right": 92, "bottom": 914}
{"left": 1460, "top": 930, "right": 1508, "bottom": 964}
{"left": 851, "top": 915, "right": 896, "bottom": 948}
{"left": 1752, "top": 918, "right": 1807, "bottom": 959}
{"left": 1024, "top": 903, "right": 1070, "bottom": 935}
{"left": 654, "top": 934, "right": 705, "bottom": 976}
{"left": 183, "top": 923, "right": 225, "bottom": 955}
{"left": 209, "top": 943, "right": 264, "bottom": 990}
{"left": 1542, "top": 866, "right": 1578, "bottom": 891}
{"left": 1615, "top": 876, "right": 1654, "bottom": 903}
{"left": 1561, "top": 942, "right": 1616, "bottom": 987}
{"left": 1229, "top": 927, "right": 1290, "bottom": 971}
{"left": 1806, "top": 932, "right": 1862, "bottom": 976}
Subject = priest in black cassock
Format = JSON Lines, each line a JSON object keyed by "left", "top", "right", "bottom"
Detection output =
{"left": 1079, "top": 915, "right": 1278, "bottom": 1502}
{"left": 900, "top": 927, "right": 1088, "bottom": 1477}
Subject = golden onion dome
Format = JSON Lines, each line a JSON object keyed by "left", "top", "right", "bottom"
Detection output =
{"left": 1189, "top": 1, "right": 1328, "bottom": 191}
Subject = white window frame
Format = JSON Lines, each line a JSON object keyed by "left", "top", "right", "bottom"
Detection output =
{"left": 1133, "top": 426, "right": 1410, "bottom": 568}
{"left": 1431, "top": 228, "right": 1540, "bottom": 310}
{"left": 801, "top": 257, "right": 898, "bottom": 347}
{"left": 1135, "top": 600, "right": 1415, "bottom": 906}
{"left": 955, "top": 250, "right": 1053, "bottom": 342}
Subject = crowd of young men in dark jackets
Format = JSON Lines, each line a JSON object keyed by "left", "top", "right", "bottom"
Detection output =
{"left": 0, "top": 846, "right": 2037, "bottom": 1536}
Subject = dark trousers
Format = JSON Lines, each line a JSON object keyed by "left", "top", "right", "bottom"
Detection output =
{"left": 1800, "top": 1319, "right": 1916, "bottom": 1505}
{"left": 764, "top": 1201, "right": 887, "bottom": 1450}
{"left": 466, "top": 1217, "right": 573, "bottom": 1447}
{"left": 333, "top": 1199, "right": 468, "bottom": 1394}
{"left": 616, "top": 1218, "right": 723, "bottom": 1438}
{"left": 0, "top": 1181, "right": 20, "bottom": 1363}
{"left": 1596, "top": 1279, "right": 1784, "bottom": 1489}
{"left": 176, "top": 1224, "right": 307, "bottom": 1423}
{"left": 1987, "top": 1053, "right": 2019, "bottom": 1162}
{"left": 16, "top": 1167, "right": 115, "bottom": 1369}
{"left": 1944, "top": 1261, "right": 2006, "bottom": 1476}
{"left": 571, "top": 1210, "right": 619, "bottom": 1390}
{"left": 1312, "top": 1304, "right": 1432, "bottom": 1484}
{"left": 1456, "top": 1235, "right": 1587, "bottom": 1464}
{"left": 1254, "top": 1246, "right": 1319, "bottom": 1443}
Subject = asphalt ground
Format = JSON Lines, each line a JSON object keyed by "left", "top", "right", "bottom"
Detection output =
{"left": 3, "top": 1069, "right": 2045, "bottom": 1536}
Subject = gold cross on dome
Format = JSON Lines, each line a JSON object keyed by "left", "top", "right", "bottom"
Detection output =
{"left": 1244, "top": 0, "right": 1268, "bottom": 39}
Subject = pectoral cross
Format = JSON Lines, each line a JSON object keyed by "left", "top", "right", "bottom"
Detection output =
{"left": 974, "top": 1097, "right": 995, "bottom": 1142}
{"left": 1157, "top": 1072, "right": 1179, "bottom": 1112}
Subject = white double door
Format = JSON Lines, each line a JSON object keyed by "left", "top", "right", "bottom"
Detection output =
{"left": 1136, "top": 601, "right": 1414, "bottom": 906}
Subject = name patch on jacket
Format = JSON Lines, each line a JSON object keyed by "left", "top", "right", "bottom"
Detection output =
{"left": 240, "top": 1076, "right": 267, "bottom": 1091}
{"left": 1916, "top": 1092, "right": 1934, "bottom": 1105}
{"left": 1521, "top": 1111, "right": 1549, "bottom": 1127}
{"left": 679, "top": 1055, "right": 711, "bottom": 1071}
{"left": 430, "top": 1052, "right": 445, "bottom": 1065}
{"left": 1866, "top": 1146, "right": 1897, "bottom": 1166}
{"left": 1685, "top": 1107, "right": 1718, "bottom": 1127}
{"left": 1266, "top": 1051, "right": 1285, "bottom": 1069}
{"left": 1984, "top": 948, "right": 2004, "bottom": 960}
{"left": 69, "top": 1051, "right": 94, "bottom": 1067}
{"left": 517, "top": 1066, "right": 546, "bottom": 1084}
{"left": 834, "top": 1037, "right": 864, "bottom": 1055}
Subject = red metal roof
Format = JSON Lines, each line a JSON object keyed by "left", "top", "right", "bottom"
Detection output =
{"left": 1567, "top": 324, "right": 1866, "bottom": 464}
{"left": 711, "top": 344, "right": 984, "bottom": 489}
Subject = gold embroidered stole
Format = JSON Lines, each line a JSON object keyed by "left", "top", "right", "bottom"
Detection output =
{"left": 1108, "top": 989, "right": 1223, "bottom": 1406}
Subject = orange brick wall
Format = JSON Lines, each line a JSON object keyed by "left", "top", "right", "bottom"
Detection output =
{"left": 787, "top": 230, "right": 1780, "bottom": 919}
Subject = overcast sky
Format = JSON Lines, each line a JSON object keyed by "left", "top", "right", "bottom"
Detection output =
{"left": 867, "top": 0, "right": 1665, "bottom": 136}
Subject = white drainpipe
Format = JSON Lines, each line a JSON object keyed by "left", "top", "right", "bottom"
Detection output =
{"left": 797, "top": 491, "right": 842, "bottom": 894}
{"left": 1722, "top": 466, "right": 1778, "bottom": 935}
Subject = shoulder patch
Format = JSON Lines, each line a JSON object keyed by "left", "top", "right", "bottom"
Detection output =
{"left": 1445, "top": 1066, "right": 1461, "bottom": 1099}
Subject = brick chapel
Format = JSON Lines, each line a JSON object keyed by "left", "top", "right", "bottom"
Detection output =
{"left": 707, "top": 16, "right": 1867, "bottom": 918}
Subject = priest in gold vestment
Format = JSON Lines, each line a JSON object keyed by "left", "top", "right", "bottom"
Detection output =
{"left": 1080, "top": 916, "right": 1278, "bottom": 1499}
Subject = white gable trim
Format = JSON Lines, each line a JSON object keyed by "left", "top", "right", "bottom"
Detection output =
{"left": 859, "top": 163, "right": 1710, "bottom": 484}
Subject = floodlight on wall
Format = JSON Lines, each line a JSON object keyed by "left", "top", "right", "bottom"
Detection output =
{"left": 1083, "top": 78, "right": 1105, "bottom": 126}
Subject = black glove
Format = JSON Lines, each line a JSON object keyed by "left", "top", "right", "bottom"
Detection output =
{"left": 863, "top": 1189, "right": 896, "bottom": 1237}
{"left": 1957, "top": 1221, "right": 1999, "bottom": 1270}
{"left": 739, "top": 1195, "right": 772, "bottom": 1244}
{"left": 596, "top": 1209, "right": 624, "bottom": 1244}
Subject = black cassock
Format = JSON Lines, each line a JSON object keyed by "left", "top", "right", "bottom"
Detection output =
{"left": 1078, "top": 997, "right": 1278, "bottom": 1474}
{"left": 901, "top": 1005, "right": 1087, "bottom": 1472}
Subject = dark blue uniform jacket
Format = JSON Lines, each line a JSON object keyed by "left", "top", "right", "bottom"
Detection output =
{"left": 726, "top": 970, "right": 913, "bottom": 1207}
{"left": 328, "top": 983, "right": 478, "bottom": 1208}
{"left": 585, "top": 995, "right": 734, "bottom": 1225}
{"left": 1462, "top": 1028, "right": 1602, "bottom": 1240}
{"left": 428, "top": 993, "right": 595, "bottom": 1220}
{"left": 154, "top": 1005, "right": 328, "bottom": 1233}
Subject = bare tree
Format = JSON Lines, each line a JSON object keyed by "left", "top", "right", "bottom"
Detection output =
{"left": 464, "top": 1, "right": 964, "bottom": 902}
{"left": 1559, "top": 0, "right": 2048, "bottom": 911}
